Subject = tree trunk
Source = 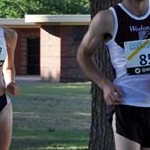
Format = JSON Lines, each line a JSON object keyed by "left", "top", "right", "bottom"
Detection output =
{"left": 89, "top": 0, "right": 121, "bottom": 150}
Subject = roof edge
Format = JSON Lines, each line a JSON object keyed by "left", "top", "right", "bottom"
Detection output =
{"left": 0, "top": 18, "right": 37, "bottom": 26}
{"left": 25, "top": 14, "right": 91, "bottom": 25}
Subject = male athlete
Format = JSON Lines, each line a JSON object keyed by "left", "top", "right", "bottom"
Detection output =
{"left": 77, "top": 0, "right": 150, "bottom": 149}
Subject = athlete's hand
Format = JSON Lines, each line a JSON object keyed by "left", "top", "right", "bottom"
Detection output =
{"left": 101, "top": 79, "right": 123, "bottom": 105}
{"left": 6, "top": 82, "right": 20, "bottom": 96}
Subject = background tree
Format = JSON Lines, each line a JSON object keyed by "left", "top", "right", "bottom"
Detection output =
{"left": 0, "top": 0, "right": 90, "bottom": 18}
{"left": 88, "top": 0, "right": 121, "bottom": 150}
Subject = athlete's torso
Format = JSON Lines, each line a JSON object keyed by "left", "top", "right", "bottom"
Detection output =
{"left": 106, "top": 1, "right": 150, "bottom": 107}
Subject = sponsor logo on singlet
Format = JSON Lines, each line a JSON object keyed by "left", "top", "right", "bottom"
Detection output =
{"left": 129, "top": 25, "right": 150, "bottom": 40}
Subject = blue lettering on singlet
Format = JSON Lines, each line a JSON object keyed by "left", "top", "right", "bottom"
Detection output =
{"left": 130, "top": 25, "right": 150, "bottom": 32}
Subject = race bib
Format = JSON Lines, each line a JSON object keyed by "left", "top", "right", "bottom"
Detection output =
{"left": 124, "top": 39, "right": 150, "bottom": 75}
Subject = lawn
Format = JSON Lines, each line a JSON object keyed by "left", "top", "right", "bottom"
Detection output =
{"left": 10, "top": 81, "right": 91, "bottom": 150}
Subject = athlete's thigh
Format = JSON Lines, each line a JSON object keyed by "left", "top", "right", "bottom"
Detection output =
{"left": 115, "top": 133, "right": 140, "bottom": 150}
{"left": 0, "top": 102, "right": 13, "bottom": 150}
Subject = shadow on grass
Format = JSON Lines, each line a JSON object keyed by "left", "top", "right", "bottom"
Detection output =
{"left": 10, "top": 82, "right": 91, "bottom": 150}
{"left": 11, "top": 139, "right": 88, "bottom": 150}
{"left": 10, "top": 128, "right": 89, "bottom": 150}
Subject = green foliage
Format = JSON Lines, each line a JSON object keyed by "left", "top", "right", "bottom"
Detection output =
{"left": 0, "top": 0, "right": 90, "bottom": 18}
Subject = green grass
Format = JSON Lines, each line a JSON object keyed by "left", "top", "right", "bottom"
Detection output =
{"left": 10, "top": 82, "right": 91, "bottom": 150}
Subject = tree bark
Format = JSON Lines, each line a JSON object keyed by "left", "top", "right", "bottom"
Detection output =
{"left": 88, "top": 0, "right": 121, "bottom": 150}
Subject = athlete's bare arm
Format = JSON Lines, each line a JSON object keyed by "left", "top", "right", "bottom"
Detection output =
{"left": 3, "top": 28, "right": 19, "bottom": 96}
{"left": 77, "top": 10, "right": 122, "bottom": 105}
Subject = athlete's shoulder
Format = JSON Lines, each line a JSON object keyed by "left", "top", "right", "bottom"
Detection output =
{"left": 3, "top": 27, "right": 17, "bottom": 46}
{"left": 3, "top": 27, "right": 17, "bottom": 40}
{"left": 93, "top": 9, "right": 113, "bottom": 24}
{"left": 89, "top": 9, "right": 114, "bottom": 36}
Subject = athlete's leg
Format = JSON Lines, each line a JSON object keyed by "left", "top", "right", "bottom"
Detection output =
{"left": 115, "top": 133, "right": 140, "bottom": 150}
{"left": 0, "top": 102, "right": 13, "bottom": 150}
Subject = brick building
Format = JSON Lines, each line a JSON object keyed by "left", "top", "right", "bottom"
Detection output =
{"left": 1, "top": 15, "right": 91, "bottom": 82}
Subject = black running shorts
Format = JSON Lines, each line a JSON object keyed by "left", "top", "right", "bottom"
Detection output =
{"left": 115, "top": 105, "right": 150, "bottom": 147}
{"left": 0, "top": 94, "right": 8, "bottom": 112}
